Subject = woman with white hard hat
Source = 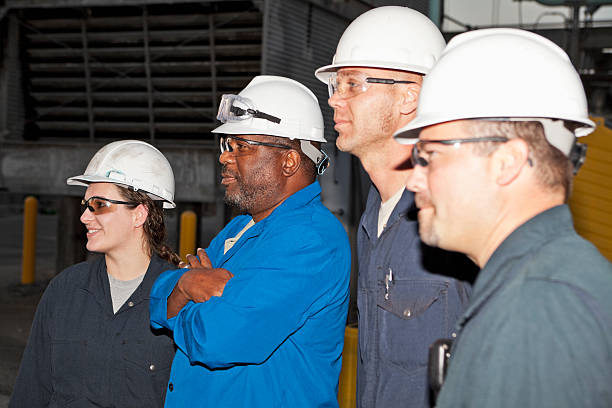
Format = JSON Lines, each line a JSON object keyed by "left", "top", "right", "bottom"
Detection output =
{"left": 10, "top": 140, "right": 179, "bottom": 408}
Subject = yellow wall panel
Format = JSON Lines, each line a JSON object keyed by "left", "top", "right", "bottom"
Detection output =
{"left": 570, "top": 193, "right": 612, "bottom": 225}
{"left": 570, "top": 117, "right": 612, "bottom": 262}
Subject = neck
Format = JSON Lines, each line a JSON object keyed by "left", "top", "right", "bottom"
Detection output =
{"left": 251, "top": 197, "right": 287, "bottom": 222}
{"left": 470, "top": 191, "right": 565, "bottom": 268}
{"left": 105, "top": 240, "right": 151, "bottom": 281}
{"left": 358, "top": 141, "right": 412, "bottom": 202}
{"left": 251, "top": 179, "right": 311, "bottom": 222}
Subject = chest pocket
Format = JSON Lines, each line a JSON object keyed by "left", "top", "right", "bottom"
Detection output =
{"left": 120, "top": 307, "right": 175, "bottom": 407}
{"left": 377, "top": 279, "right": 449, "bottom": 370}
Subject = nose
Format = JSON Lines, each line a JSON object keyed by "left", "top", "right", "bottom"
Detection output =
{"left": 406, "top": 154, "right": 427, "bottom": 193}
{"left": 219, "top": 150, "right": 233, "bottom": 165}
{"left": 80, "top": 206, "right": 94, "bottom": 224}
{"left": 328, "top": 90, "right": 345, "bottom": 109}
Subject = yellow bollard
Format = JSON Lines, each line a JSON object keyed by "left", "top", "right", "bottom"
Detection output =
{"left": 21, "top": 196, "right": 38, "bottom": 285}
{"left": 179, "top": 210, "right": 197, "bottom": 262}
{"left": 338, "top": 325, "right": 358, "bottom": 408}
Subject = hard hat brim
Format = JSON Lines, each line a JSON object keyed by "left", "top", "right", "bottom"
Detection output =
{"left": 393, "top": 114, "right": 597, "bottom": 145}
{"left": 212, "top": 120, "right": 327, "bottom": 143}
{"left": 66, "top": 175, "right": 176, "bottom": 209}
{"left": 315, "top": 62, "right": 431, "bottom": 84}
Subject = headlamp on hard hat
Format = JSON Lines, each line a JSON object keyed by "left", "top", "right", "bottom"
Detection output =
{"left": 217, "top": 94, "right": 281, "bottom": 124}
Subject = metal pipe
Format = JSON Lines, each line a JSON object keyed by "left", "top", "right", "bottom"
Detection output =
{"left": 179, "top": 210, "right": 197, "bottom": 262}
{"left": 429, "top": 0, "right": 442, "bottom": 28}
{"left": 21, "top": 196, "right": 38, "bottom": 285}
{"left": 569, "top": 2, "right": 581, "bottom": 66}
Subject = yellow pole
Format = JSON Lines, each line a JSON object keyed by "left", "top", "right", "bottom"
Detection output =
{"left": 179, "top": 210, "right": 197, "bottom": 262}
{"left": 21, "top": 196, "right": 38, "bottom": 285}
{"left": 338, "top": 326, "right": 358, "bottom": 408}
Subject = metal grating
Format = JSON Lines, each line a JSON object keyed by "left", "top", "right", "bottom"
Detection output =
{"left": 19, "top": 1, "right": 262, "bottom": 141}
{"left": 262, "top": 0, "right": 348, "bottom": 145}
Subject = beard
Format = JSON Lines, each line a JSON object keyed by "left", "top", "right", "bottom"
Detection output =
{"left": 335, "top": 104, "right": 397, "bottom": 156}
{"left": 222, "top": 164, "right": 278, "bottom": 215}
{"left": 415, "top": 191, "right": 440, "bottom": 247}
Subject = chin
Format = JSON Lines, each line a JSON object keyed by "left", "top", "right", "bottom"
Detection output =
{"left": 335, "top": 136, "right": 354, "bottom": 154}
{"left": 419, "top": 229, "right": 440, "bottom": 248}
{"left": 85, "top": 241, "right": 104, "bottom": 254}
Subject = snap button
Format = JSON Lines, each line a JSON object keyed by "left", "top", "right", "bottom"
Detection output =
{"left": 128, "top": 301, "right": 134, "bottom": 307}
{"left": 403, "top": 309, "right": 411, "bottom": 317}
{"left": 451, "top": 332, "right": 457, "bottom": 338}
{"left": 149, "top": 364, "right": 155, "bottom": 371}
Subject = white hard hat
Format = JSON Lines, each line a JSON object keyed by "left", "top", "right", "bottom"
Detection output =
{"left": 314, "top": 6, "right": 446, "bottom": 82}
{"left": 67, "top": 140, "right": 176, "bottom": 209}
{"left": 213, "top": 75, "right": 330, "bottom": 174}
{"left": 394, "top": 28, "right": 595, "bottom": 156}
{"left": 212, "top": 75, "right": 325, "bottom": 143}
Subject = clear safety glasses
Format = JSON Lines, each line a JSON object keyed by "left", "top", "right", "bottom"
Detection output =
{"left": 219, "top": 135, "right": 292, "bottom": 155}
{"left": 327, "top": 71, "right": 416, "bottom": 99}
{"left": 217, "top": 94, "right": 281, "bottom": 124}
{"left": 81, "top": 196, "right": 138, "bottom": 214}
{"left": 411, "top": 137, "right": 509, "bottom": 167}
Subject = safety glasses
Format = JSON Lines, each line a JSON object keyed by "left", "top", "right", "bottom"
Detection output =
{"left": 328, "top": 71, "right": 416, "bottom": 99}
{"left": 219, "top": 135, "right": 292, "bottom": 155}
{"left": 411, "top": 136, "right": 509, "bottom": 167}
{"left": 81, "top": 196, "right": 138, "bottom": 214}
{"left": 217, "top": 94, "right": 281, "bottom": 124}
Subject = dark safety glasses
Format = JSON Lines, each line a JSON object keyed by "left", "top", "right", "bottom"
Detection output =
{"left": 219, "top": 135, "right": 292, "bottom": 155}
{"left": 81, "top": 196, "right": 138, "bottom": 214}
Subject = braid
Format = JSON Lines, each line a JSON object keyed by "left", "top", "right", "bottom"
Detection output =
{"left": 118, "top": 187, "right": 181, "bottom": 267}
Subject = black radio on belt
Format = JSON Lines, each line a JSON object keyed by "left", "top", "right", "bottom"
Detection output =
{"left": 428, "top": 338, "right": 454, "bottom": 402}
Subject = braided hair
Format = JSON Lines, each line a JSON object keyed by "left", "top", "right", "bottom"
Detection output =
{"left": 117, "top": 186, "right": 181, "bottom": 267}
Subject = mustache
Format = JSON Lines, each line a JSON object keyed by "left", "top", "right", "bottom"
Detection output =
{"left": 221, "top": 166, "right": 239, "bottom": 180}
{"left": 414, "top": 192, "right": 432, "bottom": 209}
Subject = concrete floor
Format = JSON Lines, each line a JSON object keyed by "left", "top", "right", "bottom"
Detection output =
{"left": 0, "top": 211, "right": 57, "bottom": 407}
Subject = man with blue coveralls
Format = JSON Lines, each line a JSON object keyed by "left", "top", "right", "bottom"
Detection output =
{"left": 398, "top": 28, "right": 612, "bottom": 407}
{"left": 315, "top": 7, "right": 474, "bottom": 407}
{"left": 149, "top": 76, "right": 351, "bottom": 407}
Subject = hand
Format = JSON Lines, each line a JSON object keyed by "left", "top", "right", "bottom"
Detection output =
{"left": 167, "top": 249, "right": 233, "bottom": 318}
{"left": 178, "top": 248, "right": 213, "bottom": 269}
{"left": 177, "top": 267, "right": 233, "bottom": 303}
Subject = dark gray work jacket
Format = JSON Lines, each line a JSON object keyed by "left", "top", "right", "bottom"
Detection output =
{"left": 10, "top": 255, "right": 175, "bottom": 408}
{"left": 356, "top": 186, "right": 475, "bottom": 408}
{"left": 436, "top": 205, "right": 612, "bottom": 408}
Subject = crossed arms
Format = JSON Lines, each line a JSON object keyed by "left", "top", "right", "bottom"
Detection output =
{"left": 166, "top": 248, "right": 233, "bottom": 319}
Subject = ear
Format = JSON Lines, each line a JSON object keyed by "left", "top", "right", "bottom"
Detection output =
{"left": 132, "top": 203, "right": 149, "bottom": 228}
{"left": 281, "top": 150, "right": 301, "bottom": 177}
{"left": 398, "top": 83, "right": 420, "bottom": 116}
{"left": 492, "top": 138, "right": 530, "bottom": 186}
